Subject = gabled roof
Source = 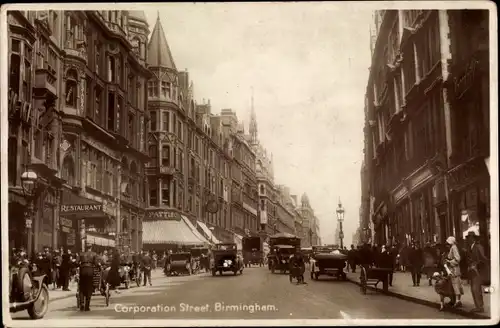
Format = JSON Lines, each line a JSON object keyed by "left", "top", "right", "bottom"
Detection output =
{"left": 147, "top": 15, "right": 177, "bottom": 70}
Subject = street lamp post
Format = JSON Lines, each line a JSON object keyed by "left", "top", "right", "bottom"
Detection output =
{"left": 336, "top": 200, "right": 345, "bottom": 249}
{"left": 21, "top": 169, "right": 40, "bottom": 258}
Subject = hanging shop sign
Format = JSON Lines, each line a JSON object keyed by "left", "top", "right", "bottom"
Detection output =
{"left": 61, "top": 204, "right": 103, "bottom": 215}
{"left": 60, "top": 217, "right": 73, "bottom": 228}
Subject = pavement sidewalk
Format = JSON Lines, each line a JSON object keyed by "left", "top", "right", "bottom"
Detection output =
{"left": 48, "top": 269, "right": 168, "bottom": 302}
{"left": 345, "top": 270, "right": 491, "bottom": 319}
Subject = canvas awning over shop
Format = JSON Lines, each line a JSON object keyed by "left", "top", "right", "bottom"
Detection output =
{"left": 86, "top": 232, "right": 115, "bottom": 247}
{"left": 182, "top": 216, "right": 211, "bottom": 244}
{"left": 197, "top": 221, "right": 221, "bottom": 244}
{"left": 143, "top": 215, "right": 210, "bottom": 246}
{"left": 270, "top": 232, "right": 298, "bottom": 239}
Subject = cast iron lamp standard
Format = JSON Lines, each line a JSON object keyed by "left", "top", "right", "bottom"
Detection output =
{"left": 336, "top": 200, "right": 345, "bottom": 249}
{"left": 20, "top": 169, "right": 40, "bottom": 258}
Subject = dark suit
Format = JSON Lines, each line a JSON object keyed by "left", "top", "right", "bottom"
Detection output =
{"left": 79, "top": 250, "right": 97, "bottom": 311}
{"left": 467, "top": 242, "right": 488, "bottom": 310}
{"left": 142, "top": 255, "right": 152, "bottom": 285}
{"left": 409, "top": 247, "right": 423, "bottom": 286}
{"left": 61, "top": 253, "right": 71, "bottom": 290}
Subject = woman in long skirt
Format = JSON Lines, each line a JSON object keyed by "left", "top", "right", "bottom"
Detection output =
{"left": 444, "top": 236, "right": 464, "bottom": 308}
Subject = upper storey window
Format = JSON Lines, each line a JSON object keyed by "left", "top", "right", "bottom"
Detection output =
{"left": 65, "top": 69, "right": 78, "bottom": 108}
{"left": 148, "top": 80, "right": 158, "bottom": 97}
{"left": 161, "top": 81, "right": 171, "bottom": 99}
{"left": 108, "top": 56, "right": 115, "bottom": 82}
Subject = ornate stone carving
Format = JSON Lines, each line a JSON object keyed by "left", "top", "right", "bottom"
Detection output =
{"left": 79, "top": 78, "right": 85, "bottom": 115}
{"left": 139, "top": 116, "right": 144, "bottom": 152}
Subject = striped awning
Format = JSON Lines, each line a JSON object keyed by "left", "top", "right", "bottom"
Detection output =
{"left": 197, "top": 221, "right": 221, "bottom": 244}
{"left": 143, "top": 216, "right": 210, "bottom": 246}
{"left": 86, "top": 233, "right": 115, "bottom": 247}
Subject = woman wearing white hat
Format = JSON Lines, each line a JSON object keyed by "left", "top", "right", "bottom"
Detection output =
{"left": 444, "top": 236, "right": 463, "bottom": 308}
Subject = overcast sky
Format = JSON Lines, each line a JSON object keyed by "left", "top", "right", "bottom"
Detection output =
{"left": 142, "top": 3, "right": 373, "bottom": 246}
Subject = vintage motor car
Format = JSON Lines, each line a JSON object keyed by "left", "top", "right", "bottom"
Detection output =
{"left": 9, "top": 253, "right": 49, "bottom": 319}
{"left": 164, "top": 252, "right": 193, "bottom": 276}
{"left": 242, "top": 236, "right": 263, "bottom": 267}
{"left": 269, "top": 245, "right": 296, "bottom": 274}
{"left": 310, "top": 249, "right": 348, "bottom": 281}
{"left": 210, "top": 243, "right": 244, "bottom": 276}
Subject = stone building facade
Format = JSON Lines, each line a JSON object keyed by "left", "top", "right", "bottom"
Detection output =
{"left": 7, "top": 10, "right": 150, "bottom": 255}
{"left": 364, "top": 10, "right": 490, "bottom": 248}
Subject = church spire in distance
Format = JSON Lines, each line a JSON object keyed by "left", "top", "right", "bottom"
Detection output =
{"left": 249, "top": 86, "right": 258, "bottom": 145}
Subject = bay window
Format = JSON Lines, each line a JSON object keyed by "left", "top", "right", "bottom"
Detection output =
{"left": 162, "top": 111, "right": 169, "bottom": 131}
{"left": 162, "top": 179, "right": 170, "bottom": 206}
{"left": 162, "top": 145, "right": 170, "bottom": 166}
{"left": 149, "top": 145, "right": 158, "bottom": 166}
{"left": 149, "top": 185, "right": 158, "bottom": 206}
{"left": 150, "top": 110, "right": 157, "bottom": 131}
{"left": 148, "top": 80, "right": 158, "bottom": 97}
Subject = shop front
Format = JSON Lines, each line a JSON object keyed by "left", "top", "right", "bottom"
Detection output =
{"left": 448, "top": 157, "right": 490, "bottom": 250}
{"left": 60, "top": 190, "right": 116, "bottom": 252}
{"left": 142, "top": 209, "right": 210, "bottom": 252}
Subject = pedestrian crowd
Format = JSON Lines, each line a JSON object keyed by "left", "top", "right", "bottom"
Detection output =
{"left": 344, "top": 231, "right": 490, "bottom": 313}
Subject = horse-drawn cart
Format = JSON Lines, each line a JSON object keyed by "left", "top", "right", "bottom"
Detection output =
{"left": 359, "top": 266, "right": 393, "bottom": 294}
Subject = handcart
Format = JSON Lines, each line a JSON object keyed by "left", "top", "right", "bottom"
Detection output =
{"left": 359, "top": 266, "right": 393, "bottom": 294}
{"left": 76, "top": 265, "right": 111, "bottom": 307}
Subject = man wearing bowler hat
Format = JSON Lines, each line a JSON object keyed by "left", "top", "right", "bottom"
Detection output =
{"left": 466, "top": 230, "right": 488, "bottom": 313}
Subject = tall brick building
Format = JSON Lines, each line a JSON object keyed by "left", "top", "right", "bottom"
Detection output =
{"left": 363, "top": 10, "right": 490, "bottom": 248}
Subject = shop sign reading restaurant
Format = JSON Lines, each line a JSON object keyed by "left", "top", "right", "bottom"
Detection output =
{"left": 61, "top": 204, "right": 103, "bottom": 214}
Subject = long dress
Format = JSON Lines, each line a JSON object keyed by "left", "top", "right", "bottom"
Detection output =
{"left": 447, "top": 245, "right": 464, "bottom": 295}
{"left": 107, "top": 253, "right": 121, "bottom": 288}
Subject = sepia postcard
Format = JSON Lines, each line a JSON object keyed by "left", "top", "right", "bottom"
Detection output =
{"left": 1, "top": 1, "right": 498, "bottom": 327}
